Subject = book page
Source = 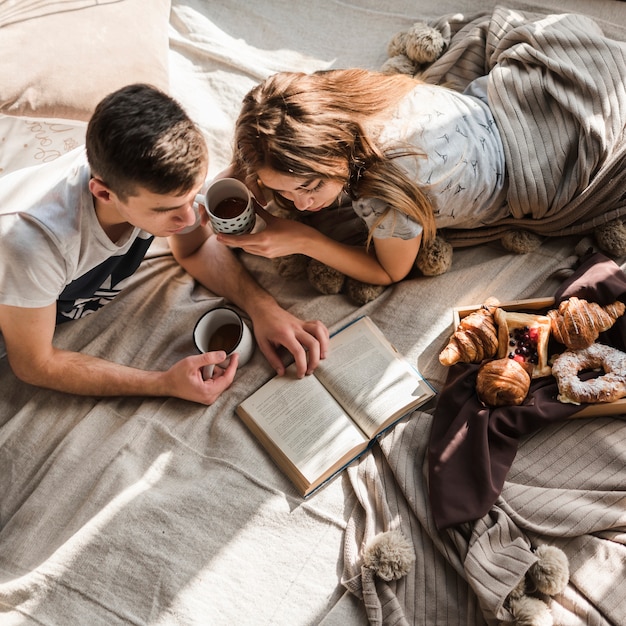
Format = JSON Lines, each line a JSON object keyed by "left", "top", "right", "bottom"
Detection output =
{"left": 237, "top": 370, "right": 368, "bottom": 483}
{"left": 315, "top": 317, "right": 432, "bottom": 438}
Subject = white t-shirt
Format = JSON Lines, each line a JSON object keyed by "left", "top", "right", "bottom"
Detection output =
{"left": 352, "top": 80, "right": 509, "bottom": 239}
{"left": 0, "top": 147, "right": 153, "bottom": 319}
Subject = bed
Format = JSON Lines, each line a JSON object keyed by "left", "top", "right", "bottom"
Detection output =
{"left": 0, "top": 1, "right": 625, "bottom": 624}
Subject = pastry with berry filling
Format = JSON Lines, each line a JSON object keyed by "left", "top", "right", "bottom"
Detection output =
{"left": 495, "top": 309, "right": 552, "bottom": 377}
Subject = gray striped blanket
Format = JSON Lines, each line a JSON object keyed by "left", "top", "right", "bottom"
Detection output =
{"left": 344, "top": 409, "right": 626, "bottom": 625}
{"left": 419, "top": 7, "right": 626, "bottom": 246}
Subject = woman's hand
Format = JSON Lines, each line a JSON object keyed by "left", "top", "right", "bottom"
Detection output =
{"left": 216, "top": 205, "right": 315, "bottom": 258}
{"left": 218, "top": 204, "right": 421, "bottom": 285}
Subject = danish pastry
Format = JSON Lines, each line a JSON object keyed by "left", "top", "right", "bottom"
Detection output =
{"left": 495, "top": 309, "right": 552, "bottom": 378}
{"left": 551, "top": 343, "right": 626, "bottom": 404}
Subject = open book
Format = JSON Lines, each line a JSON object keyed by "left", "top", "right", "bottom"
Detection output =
{"left": 236, "top": 316, "right": 436, "bottom": 496}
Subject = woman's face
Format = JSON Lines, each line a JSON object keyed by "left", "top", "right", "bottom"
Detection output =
{"left": 257, "top": 167, "right": 344, "bottom": 212}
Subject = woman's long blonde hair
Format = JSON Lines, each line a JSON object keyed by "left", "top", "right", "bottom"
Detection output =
{"left": 233, "top": 68, "right": 436, "bottom": 245}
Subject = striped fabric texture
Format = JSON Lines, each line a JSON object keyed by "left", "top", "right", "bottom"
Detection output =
{"left": 344, "top": 411, "right": 626, "bottom": 625}
{"left": 416, "top": 7, "right": 626, "bottom": 246}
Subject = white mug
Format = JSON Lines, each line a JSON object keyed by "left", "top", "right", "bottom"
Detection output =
{"left": 193, "top": 306, "right": 255, "bottom": 379}
{"left": 200, "top": 177, "right": 256, "bottom": 235}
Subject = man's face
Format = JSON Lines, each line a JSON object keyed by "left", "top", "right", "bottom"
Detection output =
{"left": 109, "top": 183, "right": 205, "bottom": 237}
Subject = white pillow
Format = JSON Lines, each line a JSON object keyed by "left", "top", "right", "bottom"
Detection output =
{"left": 0, "top": 114, "right": 86, "bottom": 178}
{"left": 0, "top": 0, "right": 171, "bottom": 121}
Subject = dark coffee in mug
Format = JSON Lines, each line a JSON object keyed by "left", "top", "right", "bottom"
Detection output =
{"left": 213, "top": 197, "right": 248, "bottom": 219}
{"left": 207, "top": 323, "right": 241, "bottom": 352}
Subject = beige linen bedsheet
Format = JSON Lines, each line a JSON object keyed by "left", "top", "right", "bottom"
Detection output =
{"left": 0, "top": 1, "right": 625, "bottom": 624}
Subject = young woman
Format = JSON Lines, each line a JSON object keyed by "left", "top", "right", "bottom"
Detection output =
{"left": 217, "top": 9, "right": 626, "bottom": 285}
{"left": 217, "top": 68, "right": 510, "bottom": 286}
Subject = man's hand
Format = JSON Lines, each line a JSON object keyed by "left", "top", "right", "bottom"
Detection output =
{"left": 249, "top": 306, "right": 329, "bottom": 378}
{"left": 171, "top": 227, "right": 330, "bottom": 380}
{"left": 162, "top": 351, "right": 239, "bottom": 404}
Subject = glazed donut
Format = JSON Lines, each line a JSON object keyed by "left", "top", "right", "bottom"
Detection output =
{"left": 551, "top": 343, "right": 626, "bottom": 404}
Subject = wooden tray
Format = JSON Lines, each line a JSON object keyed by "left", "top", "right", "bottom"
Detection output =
{"left": 452, "top": 297, "right": 555, "bottom": 328}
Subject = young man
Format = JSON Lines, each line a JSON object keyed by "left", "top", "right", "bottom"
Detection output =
{"left": 0, "top": 84, "right": 328, "bottom": 405}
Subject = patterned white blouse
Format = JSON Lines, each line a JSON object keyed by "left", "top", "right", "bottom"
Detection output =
{"left": 352, "top": 77, "right": 510, "bottom": 239}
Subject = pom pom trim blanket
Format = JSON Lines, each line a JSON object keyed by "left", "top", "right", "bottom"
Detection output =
{"left": 418, "top": 7, "right": 626, "bottom": 246}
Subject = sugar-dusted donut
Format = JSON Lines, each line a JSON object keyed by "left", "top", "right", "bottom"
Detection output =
{"left": 551, "top": 343, "right": 626, "bottom": 404}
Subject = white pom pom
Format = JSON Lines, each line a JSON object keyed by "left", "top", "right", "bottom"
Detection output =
{"left": 404, "top": 22, "right": 446, "bottom": 64}
{"left": 529, "top": 545, "right": 569, "bottom": 596}
{"left": 415, "top": 235, "right": 453, "bottom": 276}
{"left": 509, "top": 596, "right": 553, "bottom": 626}
{"left": 381, "top": 55, "right": 418, "bottom": 76}
{"left": 362, "top": 530, "right": 415, "bottom": 581}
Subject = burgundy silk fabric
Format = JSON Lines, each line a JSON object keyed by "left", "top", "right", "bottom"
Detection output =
{"left": 428, "top": 253, "right": 626, "bottom": 529}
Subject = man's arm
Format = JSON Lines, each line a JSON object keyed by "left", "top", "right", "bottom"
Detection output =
{"left": 0, "top": 302, "right": 238, "bottom": 404}
{"left": 169, "top": 228, "right": 329, "bottom": 377}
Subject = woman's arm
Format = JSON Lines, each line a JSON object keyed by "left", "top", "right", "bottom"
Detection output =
{"left": 217, "top": 206, "right": 422, "bottom": 285}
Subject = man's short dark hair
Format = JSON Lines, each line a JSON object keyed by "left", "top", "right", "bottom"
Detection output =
{"left": 86, "top": 83, "right": 208, "bottom": 200}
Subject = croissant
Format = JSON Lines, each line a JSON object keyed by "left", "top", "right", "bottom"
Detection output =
{"left": 439, "top": 297, "right": 499, "bottom": 366}
{"left": 476, "top": 357, "right": 531, "bottom": 407}
{"left": 548, "top": 297, "right": 625, "bottom": 350}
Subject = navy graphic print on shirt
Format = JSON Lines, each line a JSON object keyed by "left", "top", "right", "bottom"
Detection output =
{"left": 56, "top": 236, "right": 154, "bottom": 324}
